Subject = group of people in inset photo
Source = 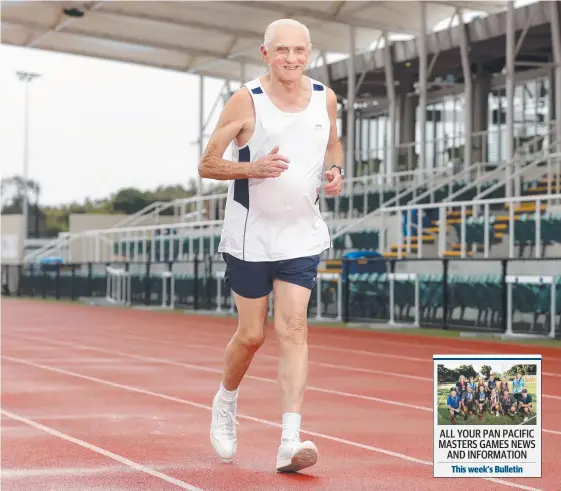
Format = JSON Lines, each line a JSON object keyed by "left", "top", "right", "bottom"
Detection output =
{"left": 440, "top": 371, "right": 536, "bottom": 425}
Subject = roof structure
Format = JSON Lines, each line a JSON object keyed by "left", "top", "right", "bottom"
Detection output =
{"left": 3, "top": 1, "right": 514, "bottom": 82}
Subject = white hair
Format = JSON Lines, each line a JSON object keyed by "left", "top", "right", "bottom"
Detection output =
{"left": 263, "top": 19, "right": 310, "bottom": 49}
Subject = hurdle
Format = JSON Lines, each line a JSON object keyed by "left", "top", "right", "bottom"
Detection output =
{"left": 160, "top": 271, "right": 175, "bottom": 309}
{"left": 315, "top": 272, "right": 342, "bottom": 322}
{"left": 505, "top": 275, "right": 558, "bottom": 339}
{"left": 388, "top": 272, "right": 420, "bottom": 327}
{"left": 106, "top": 266, "right": 131, "bottom": 306}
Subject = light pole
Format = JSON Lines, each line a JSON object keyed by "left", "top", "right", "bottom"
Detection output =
{"left": 16, "top": 70, "right": 40, "bottom": 243}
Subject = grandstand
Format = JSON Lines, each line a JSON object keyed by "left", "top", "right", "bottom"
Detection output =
{"left": 3, "top": 1, "right": 561, "bottom": 338}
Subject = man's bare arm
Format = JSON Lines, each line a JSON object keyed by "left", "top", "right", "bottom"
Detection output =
{"left": 324, "top": 87, "right": 344, "bottom": 172}
{"left": 198, "top": 89, "right": 253, "bottom": 181}
{"left": 198, "top": 89, "right": 290, "bottom": 181}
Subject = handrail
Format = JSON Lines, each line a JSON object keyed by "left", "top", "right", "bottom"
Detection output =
{"left": 472, "top": 149, "right": 559, "bottom": 201}
{"left": 110, "top": 201, "right": 166, "bottom": 229}
{"left": 330, "top": 161, "right": 482, "bottom": 240}
{"left": 331, "top": 128, "right": 555, "bottom": 241}
{"left": 64, "top": 219, "right": 225, "bottom": 238}
{"left": 369, "top": 193, "right": 561, "bottom": 215}
{"left": 442, "top": 133, "right": 557, "bottom": 203}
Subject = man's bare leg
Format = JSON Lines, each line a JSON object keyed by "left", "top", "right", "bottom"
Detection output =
{"left": 222, "top": 292, "right": 269, "bottom": 390}
{"left": 272, "top": 279, "right": 317, "bottom": 473}
{"left": 210, "top": 292, "right": 269, "bottom": 460}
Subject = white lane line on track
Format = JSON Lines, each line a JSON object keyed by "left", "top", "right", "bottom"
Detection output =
{"left": 1, "top": 355, "right": 544, "bottom": 491}
{"left": 8, "top": 333, "right": 561, "bottom": 416}
{"left": 9, "top": 334, "right": 431, "bottom": 412}
{"left": 1, "top": 464, "right": 186, "bottom": 479}
{"left": 1, "top": 409, "right": 205, "bottom": 491}
{"left": 10, "top": 327, "right": 561, "bottom": 376}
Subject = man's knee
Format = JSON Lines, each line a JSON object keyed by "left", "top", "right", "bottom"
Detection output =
{"left": 276, "top": 312, "right": 307, "bottom": 344}
{"left": 236, "top": 328, "right": 266, "bottom": 349}
{"left": 235, "top": 310, "right": 268, "bottom": 349}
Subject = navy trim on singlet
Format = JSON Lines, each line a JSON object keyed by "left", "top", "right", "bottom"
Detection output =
{"left": 312, "top": 83, "right": 324, "bottom": 91}
{"left": 233, "top": 146, "right": 250, "bottom": 209}
{"left": 251, "top": 87, "right": 263, "bottom": 94}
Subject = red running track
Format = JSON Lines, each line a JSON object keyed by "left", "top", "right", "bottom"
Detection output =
{"left": 2, "top": 298, "right": 560, "bottom": 491}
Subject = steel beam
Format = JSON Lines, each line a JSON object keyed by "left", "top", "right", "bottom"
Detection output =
{"left": 346, "top": 26, "right": 356, "bottom": 183}
{"left": 505, "top": 1, "right": 515, "bottom": 198}
{"left": 383, "top": 32, "right": 396, "bottom": 174}
{"left": 550, "top": 1, "right": 561, "bottom": 152}
{"left": 418, "top": 2, "right": 428, "bottom": 171}
{"left": 458, "top": 9, "right": 472, "bottom": 173}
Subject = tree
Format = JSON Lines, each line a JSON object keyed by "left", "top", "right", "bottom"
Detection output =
{"left": 112, "top": 188, "right": 153, "bottom": 215}
{"left": 438, "top": 365, "right": 461, "bottom": 383}
{"left": 456, "top": 364, "right": 478, "bottom": 379}
{"left": 1, "top": 175, "right": 40, "bottom": 212}
{"left": 505, "top": 364, "right": 536, "bottom": 376}
{"left": 480, "top": 365, "right": 493, "bottom": 378}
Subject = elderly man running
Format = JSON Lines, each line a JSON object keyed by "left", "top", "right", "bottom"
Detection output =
{"left": 198, "top": 18, "right": 344, "bottom": 472}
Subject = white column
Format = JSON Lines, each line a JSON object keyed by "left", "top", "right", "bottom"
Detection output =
{"left": 418, "top": 2, "right": 428, "bottom": 172}
{"left": 346, "top": 26, "right": 356, "bottom": 181}
{"left": 458, "top": 9, "right": 472, "bottom": 173}
{"left": 383, "top": 32, "right": 396, "bottom": 174}
{"left": 505, "top": 1, "right": 515, "bottom": 198}
{"left": 550, "top": 2, "right": 561, "bottom": 152}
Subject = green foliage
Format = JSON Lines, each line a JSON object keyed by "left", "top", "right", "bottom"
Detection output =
{"left": 480, "top": 364, "right": 493, "bottom": 378}
{"left": 504, "top": 364, "right": 537, "bottom": 376}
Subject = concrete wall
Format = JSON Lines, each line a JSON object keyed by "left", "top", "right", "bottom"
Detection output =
{"left": 1, "top": 214, "right": 24, "bottom": 263}
{"left": 67, "top": 213, "right": 190, "bottom": 263}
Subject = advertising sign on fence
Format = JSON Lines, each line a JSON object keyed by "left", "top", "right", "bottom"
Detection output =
{"left": 433, "top": 354, "right": 542, "bottom": 478}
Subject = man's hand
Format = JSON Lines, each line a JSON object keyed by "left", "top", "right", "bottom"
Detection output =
{"left": 323, "top": 168, "right": 343, "bottom": 196}
{"left": 249, "top": 146, "right": 290, "bottom": 178}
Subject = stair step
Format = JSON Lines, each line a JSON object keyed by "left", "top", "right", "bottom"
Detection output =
{"left": 383, "top": 252, "right": 407, "bottom": 258}
{"left": 405, "top": 235, "right": 435, "bottom": 243}
{"left": 494, "top": 223, "right": 508, "bottom": 230}
{"left": 447, "top": 209, "right": 474, "bottom": 217}
{"left": 391, "top": 243, "right": 420, "bottom": 251}
{"left": 442, "top": 250, "right": 473, "bottom": 257}
{"left": 505, "top": 202, "right": 547, "bottom": 211}
{"left": 527, "top": 185, "right": 561, "bottom": 194}
{"left": 451, "top": 243, "right": 485, "bottom": 252}
{"left": 495, "top": 215, "right": 522, "bottom": 222}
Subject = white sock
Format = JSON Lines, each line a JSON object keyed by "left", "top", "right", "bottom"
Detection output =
{"left": 281, "top": 412, "right": 301, "bottom": 443}
{"left": 218, "top": 383, "right": 238, "bottom": 403}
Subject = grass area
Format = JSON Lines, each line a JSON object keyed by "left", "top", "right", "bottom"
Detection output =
{"left": 6, "top": 296, "right": 561, "bottom": 348}
{"left": 437, "top": 382, "right": 537, "bottom": 426}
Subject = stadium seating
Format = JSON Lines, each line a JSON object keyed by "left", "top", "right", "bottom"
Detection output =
{"left": 347, "top": 272, "right": 561, "bottom": 330}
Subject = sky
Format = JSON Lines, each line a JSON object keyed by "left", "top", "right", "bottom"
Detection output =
{"left": 0, "top": 44, "right": 232, "bottom": 207}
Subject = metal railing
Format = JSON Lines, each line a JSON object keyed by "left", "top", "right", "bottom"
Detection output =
{"left": 374, "top": 194, "right": 561, "bottom": 260}
{"left": 3, "top": 256, "right": 559, "bottom": 339}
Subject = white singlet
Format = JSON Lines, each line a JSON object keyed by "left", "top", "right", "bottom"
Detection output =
{"left": 217, "top": 76, "right": 332, "bottom": 262}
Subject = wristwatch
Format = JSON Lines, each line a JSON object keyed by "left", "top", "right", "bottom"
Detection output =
{"left": 330, "top": 165, "right": 344, "bottom": 177}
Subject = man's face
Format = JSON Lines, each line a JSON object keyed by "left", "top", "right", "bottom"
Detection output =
{"left": 262, "top": 25, "right": 311, "bottom": 82}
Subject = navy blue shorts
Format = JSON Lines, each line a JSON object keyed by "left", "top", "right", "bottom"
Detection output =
{"left": 222, "top": 253, "right": 320, "bottom": 299}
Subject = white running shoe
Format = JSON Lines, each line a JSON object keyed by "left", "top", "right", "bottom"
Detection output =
{"left": 210, "top": 392, "right": 238, "bottom": 460}
{"left": 276, "top": 440, "right": 318, "bottom": 473}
